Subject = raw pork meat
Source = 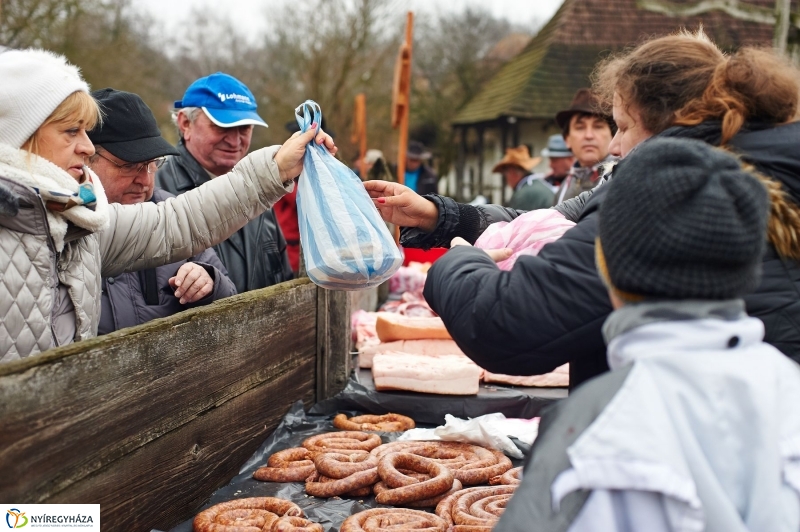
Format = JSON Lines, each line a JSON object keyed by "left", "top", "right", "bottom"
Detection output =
{"left": 351, "top": 310, "right": 381, "bottom": 350}
{"left": 358, "top": 339, "right": 465, "bottom": 368}
{"left": 389, "top": 263, "right": 429, "bottom": 295}
{"left": 372, "top": 352, "right": 482, "bottom": 395}
{"left": 375, "top": 314, "right": 452, "bottom": 342}
{"left": 474, "top": 210, "right": 576, "bottom": 270}
{"left": 483, "top": 364, "right": 569, "bottom": 388}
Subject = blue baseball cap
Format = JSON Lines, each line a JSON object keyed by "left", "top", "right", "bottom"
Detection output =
{"left": 174, "top": 72, "right": 268, "bottom": 128}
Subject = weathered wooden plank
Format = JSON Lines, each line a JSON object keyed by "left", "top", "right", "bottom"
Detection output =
{"left": 349, "top": 286, "right": 378, "bottom": 314}
{"left": 50, "top": 357, "right": 316, "bottom": 531}
{"left": 0, "top": 279, "right": 318, "bottom": 531}
{"left": 316, "top": 287, "right": 352, "bottom": 401}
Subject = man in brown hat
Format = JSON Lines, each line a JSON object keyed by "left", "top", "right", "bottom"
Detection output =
{"left": 493, "top": 145, "right": 554, "bottom": 210}
{"left": 553, "top": 88, "right": 616, "bottom": 204}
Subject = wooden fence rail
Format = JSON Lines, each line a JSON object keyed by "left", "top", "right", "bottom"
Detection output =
{"left": 0, "top": 278, "right": 351, "bottom": 532}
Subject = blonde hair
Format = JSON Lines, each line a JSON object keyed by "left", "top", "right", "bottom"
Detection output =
{"left": 22, "top": 91, "right": 101, "bottom": 156}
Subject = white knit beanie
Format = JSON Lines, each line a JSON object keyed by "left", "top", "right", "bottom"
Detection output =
{"left": 0, "top": 49, "right": 90, "bottom": 149}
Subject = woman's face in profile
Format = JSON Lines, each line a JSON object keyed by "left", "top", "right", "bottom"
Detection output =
{"left": 609, "top": 92, "right": 653, "bottom": 158}
{"left": 32, "top": 119, "right": 95, "bottom": 181}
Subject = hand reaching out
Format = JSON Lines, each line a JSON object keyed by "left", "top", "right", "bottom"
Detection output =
{"left": 274, "top": 124, "right": 337, "bottom": 182}
{"left": 169, "top": 262, "right": 214, "bottom": 304}
{"left": 362, "top": 180, "right": 439, "bottom": 231}
{"left": 450, "top": 237, "right": 513, "bottom": 263}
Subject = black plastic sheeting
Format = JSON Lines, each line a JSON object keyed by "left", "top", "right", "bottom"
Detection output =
{"left": 161, "top": 400, "right": 537, "bottom": 532}
{"left": 163, "top": 402, "right": 387, "bottom": 532}
{"left": 160, "top": 372, "right": 564, "bottom": 532}
{"left": 310, "top": 369, "right": 566, "bottom": 425}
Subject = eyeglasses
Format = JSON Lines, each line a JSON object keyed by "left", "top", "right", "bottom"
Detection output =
{"left": 96, "top": 152, "right": 166, "bottom": 177}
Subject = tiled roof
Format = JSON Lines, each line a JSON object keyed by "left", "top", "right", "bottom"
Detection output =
{"left": 453, "top": 0, "right": 785, "bottom": 125}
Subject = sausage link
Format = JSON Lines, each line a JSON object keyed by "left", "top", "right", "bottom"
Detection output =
{"left": 271, "top": 516, "right": 324, "bottom": 532}
{"left": 303, "top": 431, "right": 382, "bottom": 453}
{"left": 313, "top": 452, "right": 378, "bottom": 479}
{"left": 490, "top": 466, "right": 522, "bottom": 486}
{"left": 435, "top": 486, "right": 493, "bottom": 526}
{"left": 193, "top": 497, "right": 303, "bottom": 532}
{"left": 454, "top": 452, "right": 513, "bottom": 486}
{"left": 340, "top": 508, "right": 447, "bottom": 532}
{"left": 314, "top": 473, "right": 375, "bottom": 497}
{"left": 305, "top": 469, "right": 379, "bottom": 498}
{"left": 254, "top": 448, "right": 316, "bottom": 483}
{"left": 374, "top": 453, "right": 454, "bottom": 505}
{"left": 253, "top": 464, "right": 316, "bottom": 483}
{"left": 334, "top": 413, "right": 416, "bottom": 432}
{"left": 452, "top": 486, "right": 515, "bottom": 528}
{"left": 406, "top": 479, "right": 463, "bottom": 508}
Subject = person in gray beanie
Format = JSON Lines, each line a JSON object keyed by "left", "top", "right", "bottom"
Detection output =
{"left": 495, "top": 138, "right": 800, "bottom": 532}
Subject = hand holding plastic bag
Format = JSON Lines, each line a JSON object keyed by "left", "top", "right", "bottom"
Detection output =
{"left": 296, "top": 101, "right": 403, "bottom": 290}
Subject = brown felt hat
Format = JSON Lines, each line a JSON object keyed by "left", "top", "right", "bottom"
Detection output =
{"left": 492, "top": 145, "right": 542, "bottom": 173}
{"left": 555, "top": 88, "right": 609, "bottom": 130}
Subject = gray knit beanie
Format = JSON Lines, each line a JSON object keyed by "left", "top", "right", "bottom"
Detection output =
{"left": 598, "top": 137, "right": 768, "bottom": 300}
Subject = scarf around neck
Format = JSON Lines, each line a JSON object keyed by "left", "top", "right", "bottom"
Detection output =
{"left": 0, "top": 143, "right": 109, "bottom": 251}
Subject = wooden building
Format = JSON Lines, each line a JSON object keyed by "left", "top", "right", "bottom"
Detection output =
{"left": 445, "top": 0, "right": 784, "bottom": 203}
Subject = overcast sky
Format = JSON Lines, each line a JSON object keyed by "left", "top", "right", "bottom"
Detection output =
{"left": 136, "top": 0, "right": 564, "bottom": 39}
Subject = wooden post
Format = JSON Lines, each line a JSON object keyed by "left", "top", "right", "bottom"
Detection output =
{"left": 316, "top": 287, "right": 352, "bottom": 401}
{"left": 352, "top": 93, "right": 368, "bottom": 180}
{"left": 391, "top": 11, "right": 414, "bottom": 242}
{"left": 775, "top": 0, "right": 792, "bottom": 54}
{"left": 477, "top": 126, "right": 485, "bottom": 199}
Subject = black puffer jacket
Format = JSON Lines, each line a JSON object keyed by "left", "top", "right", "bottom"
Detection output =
{"left": 156, "top": 141, "right": 293, "bottom": 293}
{"left": 408, "top": 122, "right": 800, "bottom": 388}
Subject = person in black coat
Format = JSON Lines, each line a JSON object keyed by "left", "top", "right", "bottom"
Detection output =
{"left": 404, "top": 141, "right": 438, "bottom": 195}
{"left": 364, "top": 32, "right": 800, "bottom": 388}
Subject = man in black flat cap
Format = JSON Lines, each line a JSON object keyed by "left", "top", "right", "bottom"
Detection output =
{"left": 88, "top": 88, "right": 237, "bottom": 335}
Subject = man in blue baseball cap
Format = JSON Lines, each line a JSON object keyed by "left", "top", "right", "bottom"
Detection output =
{"left": 157, "top": 72, "right": 293, "bottom": 294}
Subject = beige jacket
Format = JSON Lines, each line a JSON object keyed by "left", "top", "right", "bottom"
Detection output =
{"left": 0, "top": 144, "right": 291, "bottom": 362}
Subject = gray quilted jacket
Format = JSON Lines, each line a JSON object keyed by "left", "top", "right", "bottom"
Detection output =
{"left": 0, "top": 144, "right": 291, "bottom": 362}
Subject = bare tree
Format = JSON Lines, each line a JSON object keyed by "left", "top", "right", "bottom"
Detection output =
{"left": 412, "top": 7, "right": 535, "bottom": 174}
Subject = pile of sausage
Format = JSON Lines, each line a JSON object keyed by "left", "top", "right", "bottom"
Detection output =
{"left": 253, "top": 431, "right": 518, "bottom": 508}
{"left": 192, "top": 497, "right": 321, "bottom": 532}
{"left": 197, "top": 412, "right": 525, "bottom": 531}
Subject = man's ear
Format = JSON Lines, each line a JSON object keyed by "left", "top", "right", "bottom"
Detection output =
{"left": 177, "top": 112, "right": 192, "bottom": 140}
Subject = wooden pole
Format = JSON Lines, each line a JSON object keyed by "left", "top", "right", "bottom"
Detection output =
{"left": 391, "top": 11, "right": 414, "bottom": 242}
{"left": 775, "top": 0, "right": 791, "bottom": 54}
{"left": 352, "top": 93, "right": 368, "bottom": 180}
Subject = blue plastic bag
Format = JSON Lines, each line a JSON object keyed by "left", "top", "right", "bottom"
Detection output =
{"left": 295, "top": 101, "right": 403, "bottom": 290}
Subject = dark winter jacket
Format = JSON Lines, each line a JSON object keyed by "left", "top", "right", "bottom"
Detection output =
{"left": 415, "top": 164, "right": 439, "bottom": 195}
{"left": 508, "top": 175, "right": 554, "bottom": 211}
{"left": 156, "top": 141, "right": 293, "bottom": 293}
{"left": 98, "top": 189, "right": 238, "bottom": 335}
{"left": 406, "top": 122, "right": 800, "bottom": 388}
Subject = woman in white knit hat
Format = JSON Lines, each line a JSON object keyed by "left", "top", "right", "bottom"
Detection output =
{"left": 0, "top": 49, "right": 336, "bottom": 362}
